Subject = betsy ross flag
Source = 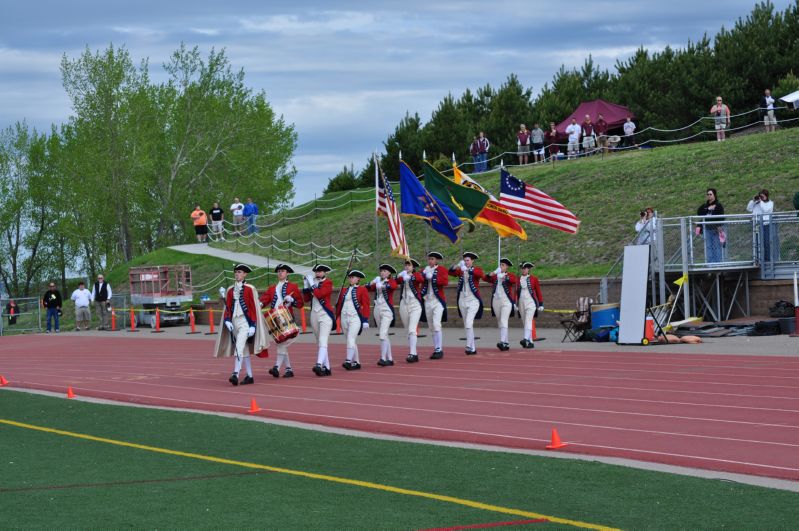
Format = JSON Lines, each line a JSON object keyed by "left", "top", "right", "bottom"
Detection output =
{"left": 452, "top": 165, "right": 526, "bottom": 240}
{"left": 376, "top": 163, "right": 410, "bottom": 259}
{"left": 499, "top": 169, "right": 580, "bottom": 234}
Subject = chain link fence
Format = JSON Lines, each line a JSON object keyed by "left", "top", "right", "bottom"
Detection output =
{"left": 0, "top": 296, "right": 42, "bottom": 336}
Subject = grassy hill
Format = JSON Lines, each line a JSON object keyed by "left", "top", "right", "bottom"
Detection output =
{"left": 214, "top": 127, "right": 798, "bottom": 279}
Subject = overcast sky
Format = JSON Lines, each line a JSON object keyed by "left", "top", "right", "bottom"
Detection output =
{"left": 1, "top": 1, "right": 790, "bottom": 204}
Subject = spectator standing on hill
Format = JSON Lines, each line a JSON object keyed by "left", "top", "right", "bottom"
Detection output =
{"left": 530, "top": 123, "right": 545, "bottom": 163}
{"left": 623, "top": 116, "right": 636, "bottom": 148}
{"left": 209, "top": 202, "right": 225, "bottom": 241}
{"left": 697, "top": 188, "right": 725, "bottom": 263}
{"left": 635, "top": 207, "right": 657, "bottom": 244}
{"left": 761, "top": 89, "right": 777, "bottom": 133}
{"left": 581, "top": 114, "right": 596, "bottom": 155}
{"left": 545, "top": 122, "right": 560, "bottom": 163}
{"left": 243, "top": 197, "right": 259, "bottom": 235}
{"left": 230, "top": 197, "right": 244, "bottom": 236}
{"left": 92, "top": 274, "right": 113, "bottom": 330}
{"left": 477, "top": 131, "right": 490, "bottom": 172}
{"left": 469, "top": 136, "right": 480, "bottom": 171}
{"left": 70, "top": 281, "right": 93, "bottom": 331}
{"left": 190, "top": 204, "right": 208, "bottom": 243}
{"left": 747, "top": 189, "right": 776, "bottom": 262}
{"left": 565, "top": 118, "right": 581, "bottom": 159}
{"left": 710, "top": 96, "right": 731, "bottom": 141}
{"left": 516, "top": 124, "right": 530, "bottom": 165}
{"left": 42, "top": 282, "right": 62, "bottom": 333}
{"left": 595, "top": 113, "right": 609, "bottom": 154}
{"left": 6, "top": 299, "right": 19, "bottom": 326}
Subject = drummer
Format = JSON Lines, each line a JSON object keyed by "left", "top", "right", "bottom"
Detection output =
{"left": 336, "top": 270, "right": 371, "bottom": 371}
{"left": 260, "top": 264, "right": 303, "bottom": 378}
{"left": 396, "top": 258, "right": 425, "bottom": 363}
{"left": 367, "top": 264, "right": 398, "bottom": 366}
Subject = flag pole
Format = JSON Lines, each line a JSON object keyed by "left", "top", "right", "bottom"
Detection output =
{"left": 374, "top": 151, "right": 380, "bottom": 270}
{"left": 498, "top": 235, "right": 501, "bottom": 267}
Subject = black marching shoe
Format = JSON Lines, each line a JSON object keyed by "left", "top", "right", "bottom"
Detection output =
{"left": 520, "top": 339, "right": 535, "bottom": 349}
{"left": 229, "top": 373, "right": 239, "bottom": 386}
{"left": 501, "top": 342, "right": 510, "bottom": 351}
{"left": 377, "top": 359, "right": 389, "bottom": 367}
{"left": 240, "top": 375, "right": 254, "bottom": 385}
{"left": 430, "top": 350, "right": 444, "bottom": 360}
{"left": 283, "top": 368, "right": 294, "bottom": 378}
{"left": 322, "top": 366, "right": 332, "bottom": 376}
{"left": 342, "top": 360, "right": 353, "bottom": 370}
{"left": 312, "top": 364, "right": 323, "bottom": 376}
{"left": 350, "top": 362, "right": 362, "bottom": 370}
{"left": 268, "top": 366, "right": 280, "bottom": 378}
{"left": 465, "top": 348, "right": 477, "bottom": 355}
{"left": 406, "top": 354, "right": 419, "bottom": 363}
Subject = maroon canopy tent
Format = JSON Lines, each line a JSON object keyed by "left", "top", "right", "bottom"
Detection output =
{"left": 555, "top": 99, "right": 635, "bottom": 135}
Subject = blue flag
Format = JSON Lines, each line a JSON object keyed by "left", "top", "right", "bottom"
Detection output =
{"left": 399, "top": 161, "right": 462, "bottom": 243}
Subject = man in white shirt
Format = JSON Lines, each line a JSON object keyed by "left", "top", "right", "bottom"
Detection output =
{"left": 565, "top": 118, "right": 581, "bottom": 159}
{"left": 747, "top": 189, "right": 776, "bottom": 262}
{"left": 71, "top": 281, "right": 93, "bottom": 331}
{"left": 761, "top": 89, "right": 777, "bottom": 133}
{"left": 623, "top": 116, "right": 636, "bottom": 148}
{"left": 230, "top": 197, "right": 244, "bottom": 236}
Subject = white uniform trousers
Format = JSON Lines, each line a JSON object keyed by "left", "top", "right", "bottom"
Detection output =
{"left": 310, "top": 307, "right": 333, "bottom": 368}
{"left": 493, "top": 291, "right": 513, "bottom": 344}
{"left": 374, "top": 298, "right": 393, "bottom": 340}
{"left": 275, "top": 343, "right": 291, "bottom": 369}
{"left": 518, "top": 298, "right": 537, "bottom": 341}
{"left": 459, "top": 293, "right": 481, "bottom": 329}
{"left": 341, "top": 306, "right": 362, "bottom": 363}
{"left": 231, "top": 314, "right": 253, "bottom": 377}
{"left": 424, "top": 294, "right": 444, "bottom": 351}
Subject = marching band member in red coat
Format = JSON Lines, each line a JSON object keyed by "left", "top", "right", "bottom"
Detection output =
{"left": 260, "top": 263, "right": 303, "bottom": 378}
{"left": 302, "top": 264, "right": 335, "bottom": 376}
{"left": 366, "top": 264, "right": 398, "bottom": 366}
{"left": 517, "top": 261, "right": 544, "bottom": 349}
{"left": 450, "top": 251, "right": 485, "bottom": 355}
{"left": 337, "top": 270, "right": 371, "bottom": 371}
{"left": 214, "top": 264, "right": 270, "bottom": 386}
{"left": 422, "top": 251, "right": 449, "bottom": 359}
{"left": 397, "top": 258, "right": 425, "bottom": 363}
{"left": 484, "top": 258, "right": 518, "bottom": 351}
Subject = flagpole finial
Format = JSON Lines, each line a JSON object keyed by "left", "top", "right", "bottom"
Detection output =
{"left": 399, "top": 149, "right": 403, "bottom": 161}
{"left": 423, "top": 150, "right": 426, "bottom": 161}
{"left": 500, "top": 158, "right": 505, "bottom": 169}
{"left": 451, "top": 152, "right": 456, "bottom": 163}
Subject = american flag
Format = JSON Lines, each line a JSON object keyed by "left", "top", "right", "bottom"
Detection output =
{"left": 499, "top": 169, "right": 580, "bottom": 234}
{"left": 376, "top": 165, "right": 410, "bottom": 259}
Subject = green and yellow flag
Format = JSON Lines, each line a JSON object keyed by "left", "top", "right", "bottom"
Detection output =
{"left": 422, "top": 161, "right": 490, "bottom": 230}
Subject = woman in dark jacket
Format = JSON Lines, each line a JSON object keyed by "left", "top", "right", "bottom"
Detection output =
{"left": 697, "top": 188, "right": 725, "bottom": 263}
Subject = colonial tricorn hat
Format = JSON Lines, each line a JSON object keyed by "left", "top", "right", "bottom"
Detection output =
{"left": 520, "top": 261, "right": 535, "bottom": 269}
{"left": 463, "top": 251, "right": 479, "bottom": 260}
{"left": 312, "top": 264, "right": 332, "bottom": 273}
{"left": 427, "top": 251, "right": 443, "bottom": 260}
{"left": 347, "top": 269, "right": 365, "bottom": 278}
{"left": 405, "top": 258, "right": 420, "bottom": 268}
{"left": 379, "top": 264, "right": 397, "bottom": 274}
{"left": 274, "top": 263, "right": 294, "bottom": 273}
{"left": 234, "top": 264, "right": 252, "bottom": 273}
{"left": 499, "top": 258, "right": 513, "bottom": 267}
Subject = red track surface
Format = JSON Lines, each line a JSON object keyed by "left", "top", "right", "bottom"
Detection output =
{"left": 2, "top": 335, "right": 799, "bottom": 481}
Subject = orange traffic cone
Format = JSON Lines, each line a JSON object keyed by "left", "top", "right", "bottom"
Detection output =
{"left": 531, "top": 319, "right": 538, "bottom": 340}
{"left": 0, "top": 375, "right": 9, "bottom": 386}
{"left": 66, "top": 387, "right": 76, "bottom": 399}
{"left": 247, "top": 397, "right": 261, "bottom": 414}
{"left": 545, "top": 428, "right": 567, "bottom": 450}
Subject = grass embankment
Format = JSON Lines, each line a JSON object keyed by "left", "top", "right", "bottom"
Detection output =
{"left": 217, "top": 128, "right": 798, "bottom": 279}
{"left": 1, "top": 390, "right": 798, "bottom": 529}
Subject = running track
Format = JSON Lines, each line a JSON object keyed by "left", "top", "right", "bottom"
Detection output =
{"left": 2, "top": 335, "right": 798, "bottom": 481}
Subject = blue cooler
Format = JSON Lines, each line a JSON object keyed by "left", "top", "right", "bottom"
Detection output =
{"left": 591, "top": 303, "right": 620, "bottom": 329}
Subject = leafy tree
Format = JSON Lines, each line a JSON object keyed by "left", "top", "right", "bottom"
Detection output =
{"left": 382, "top": 112, "right": 424, "bottom": 180}
{"left": 775, "top": 71, "right": 799, "bottom": 98}
{"left": 324, "top": 164, "right": 358, "bottom": 193}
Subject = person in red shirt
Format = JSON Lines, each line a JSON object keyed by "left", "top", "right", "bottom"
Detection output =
{"left": 595, "top": 113, "right": 609, "bottom": 154}
{"left": 367, "top": 264, "right": 398, "bottom": 366}
{"left": 545, "top": 122, "right": 560, "bottom": 163}
{"left": 260, "top": 263, "right": 303, "bottom": 378}
{"left": 484, "top": 258, "right": 518, "bottom": 351}
{"left": 516, "top": 124, "right": 531, "bottom": 165}
{"left": 422, "top": 251, "right": 449, "bottom": 359}
{"left": 302, "top": 264, "right": 335, "bottom": 376}
{"left": 337, "top": 270, "right": 371, "bottom": 371}
{"left": 449, "top": 251, "right": 485, "bottom": 355}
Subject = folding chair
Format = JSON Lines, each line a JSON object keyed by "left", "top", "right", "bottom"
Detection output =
{"left": 560, "top": 296, "right": 593, "bottom": 342}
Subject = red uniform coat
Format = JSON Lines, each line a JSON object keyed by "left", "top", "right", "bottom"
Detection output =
{"left": 302, "top": 277, "right": 336, "bottom": 325}
{"left": 420, "top": 265, "right": 449, "bottom": 302}
{"left": 366, "top": 277, "right": 397, "bottom": 306}
{"left": 223, "top": 283, "right": 259, "bottom": 326}
{"left": 450, "top": 266, "right": 485, "bottom": 320}
{"left": 336, "top": 285, "right": 371, "bottom": 323}
{"left": 398, "top": 272, "right": 424, "bottom": 303}
{"left": 260, "top": 281, "right": 303, "bottom": 318}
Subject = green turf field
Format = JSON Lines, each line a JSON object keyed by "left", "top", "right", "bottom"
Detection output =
{"left": 1, "top": 390, "right": 797, "bottom": 529}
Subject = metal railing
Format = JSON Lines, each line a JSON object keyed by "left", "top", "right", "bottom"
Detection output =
{"left": 0, "top": 297, "right": 42, "bottom": 335}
